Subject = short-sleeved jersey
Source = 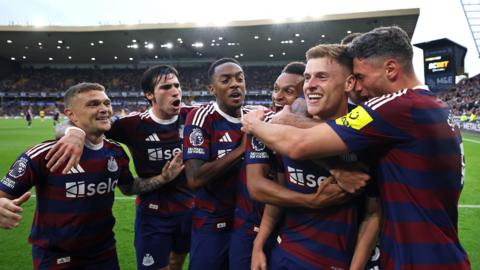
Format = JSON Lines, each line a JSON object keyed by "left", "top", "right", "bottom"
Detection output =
{"left": 0, "top": 139, "right": 134, "bottom": 259}
{"left": 183, "top": 103, "right": 245, "bottom": 228}
{"left": 107, "top": 107, "right": 195, "bottom": 217}
{"left": 237, "top": 111, "right": 277, "bottom": 230}
{"left": 327, "top": 87, "right": 470, "bottom": 269}
{"left": 276, "top": 152, "right": 374, "bottom": 269}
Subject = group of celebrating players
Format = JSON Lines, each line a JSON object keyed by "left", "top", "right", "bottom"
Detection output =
{"left": 0, "top": 25, "right": 471, "bottom": 270}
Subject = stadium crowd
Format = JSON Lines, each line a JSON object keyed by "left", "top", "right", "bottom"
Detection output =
{"left": 0, "top": 66, "right": 282, "bottom": 93}
{"left": 438, "top": 74, "right": 480, "bottom": 116}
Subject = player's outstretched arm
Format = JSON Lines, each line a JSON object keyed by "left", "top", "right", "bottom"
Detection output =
{"left": 270, "top": 104, "right": 319, "bottom": 129}
{"left": 45, "top": 125, "right": 85, "bottom": 174}
{"left": 119, "top": 152, "right": 184, "bottom": 195}
{"left": 251, "top": 204, "right": 283, "bottom": 270}
{"left": 185, "top": 134, "right": 247, "bottom": 190}
{"left": 242, "top": 110, "right": 348, "bottom": 160}
{"left": 0, "top": 191, "right": 31, "bottom": 229}
{"left": 350, "top": 196, "right": 382, "bottom": 270}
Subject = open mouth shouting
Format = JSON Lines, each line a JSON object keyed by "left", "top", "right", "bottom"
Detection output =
{"left": 171, "top": 99, "right": 181, "bottom": 109}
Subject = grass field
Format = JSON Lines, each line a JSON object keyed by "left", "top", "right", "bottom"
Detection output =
{"left": 0, "top": 118, "right": 479, "bottom": 269}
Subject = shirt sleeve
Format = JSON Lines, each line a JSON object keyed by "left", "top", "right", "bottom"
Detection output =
{"left": 0, "top": 153, "right": 37, "bottom": 198}
{"left": 244, "top": 134, "right": 274, "bottom": 165}
{"left": 183, "top": 109, "right": 211, "bottom": 161}
{"left": 326, "top": 104, "right": 398, "bottom": 153}
{"left": 105, "top": 117, "right": 128, "bottom": 144}
{"left": 116, "top": 148, "right": 135, "bottom": 186}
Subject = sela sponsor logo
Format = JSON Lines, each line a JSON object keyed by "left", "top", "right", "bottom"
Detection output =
{"left": 288, "top": 166, "right": 327, "bottom": 188}
{"left": 65, "top": 178, "right": 118, "bottom": 198}
{"left": 216, "top": 222, "right": 226, "bottom": 229}
{"left": 56, "top": 256, "right": 71, "bottom": 265}
{"left": 147, "top": 147, "right": 182, "bottom": 161}
{"left": 335, "top": 106, "right": 373, "bottom": 130}
{"left": 8, "top": 157, "right": 28, "bottom": 178}
{"left": 189, "top": 128, "right": 204, "bottom": 146}
{"left": 0, "top": 177, "right": 15, "bottom": 189}
{"left": 142, "top": 253, "right": 154, "bottom": 267}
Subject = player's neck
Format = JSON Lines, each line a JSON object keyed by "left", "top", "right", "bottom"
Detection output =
{"left": 316, "top": 101, "right": 348, "bottom": 121}
{"left": 389, "top": 72, "right": 423, "bottom": 93}
{"left": 86, "top": 133, "right": 104, "bottom": 145}
{"left": 216, "top": 102, "right": 241, "bottom": 118}
{"left": 151, "top": 107, "right": 174, "bottom": 121}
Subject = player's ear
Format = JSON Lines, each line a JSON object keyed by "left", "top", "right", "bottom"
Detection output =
{"left": 64, "top": 108, "right": 76, "bottom": 123}
{"left": 144, "top": 91, "right": 154, "bottom": 103}
{"left": 209, "top": 84, "right": 216, "bottom": 97}
{"left": 345, "top": 74, "right": 356, "bottom": 92}
{"left": 384, "top": 59, "right": 399, "bottom": 81}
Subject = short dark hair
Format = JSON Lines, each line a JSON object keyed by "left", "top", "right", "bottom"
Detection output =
{"left": 306, "top": 44, "right": 353, "bottom": 73}
{"left": 340, "top": 32, "right": 362, "bottom": 45}
{"left": 347, "top": 26, "right": 414, "bottom": 72}
{"left": 281, "top": 61, "right": 305, "bottom": 76}
{"left": 141, "top": 65, "right": 179, "bottom": 94}
{"left": 64, "top": 82, "right": 105, "bottom": 107}
{"left": 207, "top": 58, "right": 242, "bottom": 82}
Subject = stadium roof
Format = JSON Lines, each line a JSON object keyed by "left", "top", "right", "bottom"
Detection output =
{"left": 0, "top": 9, "right": 419, "bottom": 66}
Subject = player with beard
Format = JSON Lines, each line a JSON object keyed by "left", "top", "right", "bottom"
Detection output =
{"left": 183, "top": 58, "right": 247, "bottom": 270}
{"left": 242, "top": 27, "right": 470, "bottom": 270}
{"left": 0, "top": 82, "right": 184, "bottom": 269}
{"left": 249, "top": 45, "right": 380, "bottom": 270}
{"left": 44, "top": 65, "right": 195, "bottom": 270}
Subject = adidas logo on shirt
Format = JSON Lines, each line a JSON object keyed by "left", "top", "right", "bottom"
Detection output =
{"left": 219, "top": 132, "right": 232, "bottom": 143}
{"left": 67, "top": 164, "right": 85, "bottom": 174}
{"left": 145, "top": 133, "right": 161, "bottom": 142}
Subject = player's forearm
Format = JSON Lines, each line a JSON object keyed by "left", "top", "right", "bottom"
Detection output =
{"left": 186, "top": 147, "right": 244, "bottom": 189}
{"left": 253, "top": 204, "right": 282, "bottom": 249}
{"left": 272, "top": 113, "right": 320, "bottom": 129}
{"left": 120, "top": 175, "right": 171, "bottom": 195}
{"left": 249, "top": 122, "right": 302, "bottom": 157}
{"left": 248, "top": 175, "right": 317, "bottom": 207}
{"left": 350, "top": 198, "right": 382, "bottom": 270}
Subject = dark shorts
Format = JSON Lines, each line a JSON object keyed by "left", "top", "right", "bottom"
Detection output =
{"left": 134, "top": 212, "right": 192, "bottom": 269}
{"left": 32, "top": 245, "right": 119, "bottom": 270}
{"left": 229, "top": 224, "right": 276, "bottom": 270}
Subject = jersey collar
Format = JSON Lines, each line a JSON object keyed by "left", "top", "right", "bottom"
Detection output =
{"left": 149, "top": 108, "right": 178, "bottom": 125}
{"left": 214, "top": 102, "right": 242, "bottom": 124}
{"left": 85, "top": 138, "right": 104, "bottom": 150}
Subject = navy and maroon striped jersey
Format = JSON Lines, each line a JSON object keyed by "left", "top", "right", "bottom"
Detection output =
{"left": 183, "top": 103, "right": 245, "bottom": 229}
{"left": 0, "top": 138, "right": 134, "bottom": 259}
{"left": 106, "top": 107, "right": 195, "bottom": 217}
{"left": 277, "top": 153, "right": 370, "bottom": 269}
{"left": 327, "top": 87, "right": 470, "bottom": 269}
{"left": 237, "top": 110, "right": 276, "bottom": 230}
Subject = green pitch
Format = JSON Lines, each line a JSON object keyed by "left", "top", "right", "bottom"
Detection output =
{"left": 0, "top": 118, "right": 479, "bottom": 269}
